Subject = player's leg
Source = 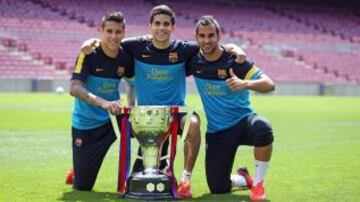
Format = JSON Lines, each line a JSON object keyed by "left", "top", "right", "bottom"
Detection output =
{"left": 180, "top": 113, "right": 201, "bottom": 181}
{"left": 243, "top": 114, "right": 274, "bottom": 200}
{"left": 205, "top": 128, "right": 239, "bottom": 194}
{"left": 72, "top": 122, "right": 116, "bottom": 190}
{"left": 177, "top": 113, "right": 201, "bottom": 198}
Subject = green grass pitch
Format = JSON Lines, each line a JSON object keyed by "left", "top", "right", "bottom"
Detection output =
{"left": 0, "top": 93, "right": 359, "bottom": 202}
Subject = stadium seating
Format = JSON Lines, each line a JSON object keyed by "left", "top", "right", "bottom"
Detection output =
{"left": 0, "top": 0, "right": 359, "bottom": 83}
{"left": 163, "top": 0, "right": 360, "bottom": 83}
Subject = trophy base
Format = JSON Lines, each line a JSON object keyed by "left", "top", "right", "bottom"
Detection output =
{"left": 123, "top": 174, "right": 174, "bottom": 200}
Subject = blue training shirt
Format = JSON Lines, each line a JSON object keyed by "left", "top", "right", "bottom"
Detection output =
{"left": 190, "top": 50, "right": 263, "bottom": 133}
{"left": 71, "top": 45, "right": 133, "bottom": 130}
{"left": 122, "top": 38, "right": 198, "bottom": 106}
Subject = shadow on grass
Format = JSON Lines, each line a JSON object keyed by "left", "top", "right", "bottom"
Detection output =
{"left": 58, "top": 190, "right": 119, "bottom": 202}
{"left": 188, "top": 190, "right": 271, "bottom": 202}
{"left": 58, "top": 189, "right": 270, "bottom": 202}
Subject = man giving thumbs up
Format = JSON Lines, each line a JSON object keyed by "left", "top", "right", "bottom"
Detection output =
{"left": 188, "top": 15, "right": 275, "bottom": 201}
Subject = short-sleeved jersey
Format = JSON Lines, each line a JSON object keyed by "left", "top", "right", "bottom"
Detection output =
{"left": 71, "top": 45, "right": 133, "bottom": 130}
{"left": 190, "top": 50, "right": 263, "bottom": 133}
{"left": 122, "top": 38, "right": 198, "bottom": 106}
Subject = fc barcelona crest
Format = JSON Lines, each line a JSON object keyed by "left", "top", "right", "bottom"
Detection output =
{"left": 168, "top": 52, "right": 178, "bottom": 63}
{"left": 117, "top": 66, "right": 125, "bottom": 77}
{"left": 218, "top": 69, "right": 227, "bottom": 79}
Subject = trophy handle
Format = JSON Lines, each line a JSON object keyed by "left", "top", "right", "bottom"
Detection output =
{"left": 109, "top": 107, "right": 131, "bottom": 139}
{"left": 109, "top": 111, "right": 121, "bottom": 138}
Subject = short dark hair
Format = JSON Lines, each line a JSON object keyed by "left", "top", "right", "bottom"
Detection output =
{"left": 150, "top": 4, "right": 175, "bottom": 25}
{"left": 101, "top": 11, "right": 125, "bottom": 28}
{"left": 195, "top": 15, "right": 221, "bottom": 35}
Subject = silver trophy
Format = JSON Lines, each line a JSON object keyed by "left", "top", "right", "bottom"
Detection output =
{"left": 110, "top": 105, "right": 194, "bottom": 200}
{"left": 130, "top": 106, "right": 171, "bottom": 177}
{"left": 126, "top": 106, "right": 174, "bottom": 200}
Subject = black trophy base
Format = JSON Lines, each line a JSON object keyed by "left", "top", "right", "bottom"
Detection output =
{"left": 123, "top": 174, "right": 174, "bottom": 200}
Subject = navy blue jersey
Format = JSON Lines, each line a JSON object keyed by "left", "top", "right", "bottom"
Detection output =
{"left": 71, "top": 45, "right": 133, "bottom": 129}
{"left": 190, "top": 50, "right": 263, "bottom": 133}
{"left": 122, "top": 38, "right": 198, "bottom": 106}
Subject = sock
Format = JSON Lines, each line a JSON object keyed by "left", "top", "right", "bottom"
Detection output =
{"left": 181, "top": 170, "right": 192, "bottom": 183}
{"left": 231, "top": 174, "right": 247, "bottom": 187}
{"left": 253, "top": 160, "right": 269, "bottom": 186}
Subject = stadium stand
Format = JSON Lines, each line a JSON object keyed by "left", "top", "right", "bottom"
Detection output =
{"left": 0, "top": 0, "right": 359, "bottom": 89}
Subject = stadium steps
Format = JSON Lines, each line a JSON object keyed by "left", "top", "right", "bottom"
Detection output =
{"left": 0, "top": 43, "right": 68, "bottom": 79}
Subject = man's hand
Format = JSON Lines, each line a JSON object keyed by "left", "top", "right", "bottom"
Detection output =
{"left": 224, "top": 43, "right": 246, "bottom": 64}
{"left": 233, "top": 49, "right": 246, "bottom": 64}
{"left": 139, "top": 34, "right": 153, "bottom": 41}
{"left": 102, "top": 100, "right": 121, "bottom": 115}
{"left": 226, "top": 68, "right": 248, "bottom": 91}
{"left": 81, "top": 38, "right": 100, "bottom": 55}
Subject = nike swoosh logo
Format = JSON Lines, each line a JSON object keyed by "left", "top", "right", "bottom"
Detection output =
{"left": 96, "top": 68, "right": 104, "bottom": 72}
{"left": 142, "top": 54, "right": 151, "bottom": 58}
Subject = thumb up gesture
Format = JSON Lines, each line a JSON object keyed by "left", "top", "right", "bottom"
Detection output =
{"left": 226, "top": 68, "right": 248, "bottom": 91}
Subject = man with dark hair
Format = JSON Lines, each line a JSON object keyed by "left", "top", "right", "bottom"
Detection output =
{"left": 80, "top": 5, "right": 246, "bottom": 198}
{"left": 120, "top": 5, "right": 201, "bottom": 198}
{"left": 190, "top": 15, "right": 275, "bottom": 201}
{"left": 150, "top": 4, "right": 175, "bottom": 25}
{"left": 66, "top": 11, "right": 134, "bottom": 191}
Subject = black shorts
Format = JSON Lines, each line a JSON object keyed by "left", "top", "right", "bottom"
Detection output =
{"left": 131, "top": 112, "right": 200, "bottom": 173}
{"left": 205, "top": 114, "right": 273, "bottom": 193}
{"left": 72, "top": 121, "right": 116, "bottom": 190}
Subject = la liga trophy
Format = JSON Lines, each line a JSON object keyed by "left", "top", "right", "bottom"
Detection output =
{"left": 109, "top": 106, "right": 193, "bottom": 200}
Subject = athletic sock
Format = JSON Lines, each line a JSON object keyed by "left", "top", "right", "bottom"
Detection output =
{"left": 231, "top": 174, "right": 247, "bottom": 187}
{"left": 253, "top": 160, "right": 269, "bottom": 186}
{"left": 181, "top": 170, "right": 192, "bottom": 183}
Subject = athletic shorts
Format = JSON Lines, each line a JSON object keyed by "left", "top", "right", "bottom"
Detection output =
{"left": 72, "top": 121, "right": 116, "bottom": 190}
{"left": 205, "top": 114, "right": 273, "bottom": 193}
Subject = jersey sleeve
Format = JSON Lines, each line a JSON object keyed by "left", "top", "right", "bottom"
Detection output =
{"left": 122, "top": 48, "right": 134, "bottom": 79}
{"left": 185, "top": 40, "right": 200, "bottom": 57}
{"left": 122, "top": 36, "right": 143, "bottom": 55}
{"left": 231, "top": 60, "right": 263, "bottom": 80}
{"left": 71, "top": 52, "right": 91, "bottom": 82}
{"left": 183, "top": 41, "right": 199, "bottom": 76}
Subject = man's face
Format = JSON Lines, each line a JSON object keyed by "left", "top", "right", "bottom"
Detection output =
{"left": 149, "top": 14, "right": 174, "bottom": 43}
{"left": 196, "top": 24, "right": 220, "bottom": 55}
{"left": 100, "top": 21, "right": 125, "bottom": 51}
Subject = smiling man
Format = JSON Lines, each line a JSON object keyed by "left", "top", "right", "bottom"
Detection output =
{"left": 79, "top": 5, "right": 247, "bottom": 198}
{"left": 121, "top": 6, "right": 201, "bottom": 198}
{"left": 190, "top": 15, "right": 275, "bottom": 201}
{"left": 67, "top": 11, "right": 133, "bottom": 191}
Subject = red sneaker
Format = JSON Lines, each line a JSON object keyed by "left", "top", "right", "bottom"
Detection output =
{"left": 177, "top": 181, "right": 192, "bottom": 199}
{"left": 237, "top": 167, "right": 253, "bottom": 189}
{"left": 65, "top": 168, "right": 74, "bottom": 185}
{"left": 250, "top": 181, "right": 266, "bottom": 201}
